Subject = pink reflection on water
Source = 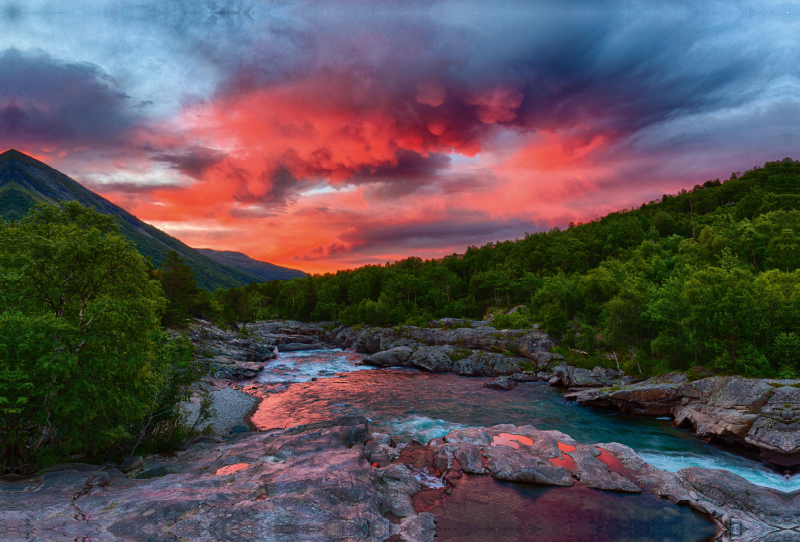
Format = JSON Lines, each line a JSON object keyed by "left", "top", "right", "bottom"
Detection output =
{"left": 557, "top": 441, "right": 576, "bottom": 452}
{"left": 596, "top": 447, "right": 640, "bottom": 485}
{"left": 215, "top": 463, "right": 249, "bottom": 476}
{"left": 491, "top": 433, "right": 534, "bottom": 449}
{"left": 548, "top": 442, "right": 577, "bottom": 471}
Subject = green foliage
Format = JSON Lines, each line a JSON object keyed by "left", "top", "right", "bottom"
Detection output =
{"left": 158, "top": 251, "right": 213, "bottom": 326}
{"left": 0, "top": 202, "right": 202, "bottom": 474}
{"left": 490, "top": 310, "right": 537, "bottom": 330}
{"left": 210, "top": 158, "right": 800, "bottom": 378}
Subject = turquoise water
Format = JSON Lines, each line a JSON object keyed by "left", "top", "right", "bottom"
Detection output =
{"left": 250, "top": 349, "right": 799, "bottom": 492}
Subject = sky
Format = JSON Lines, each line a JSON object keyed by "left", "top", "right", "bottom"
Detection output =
{"left": 0, "top": 1, "right": 798, "bottom": 273}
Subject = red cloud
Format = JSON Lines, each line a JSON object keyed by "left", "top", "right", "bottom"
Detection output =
{"left": 85, "top": 73, "right": 703, "bottom": 274}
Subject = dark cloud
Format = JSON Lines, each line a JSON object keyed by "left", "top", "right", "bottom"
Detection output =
{"left": 0, "top": 49, "right": 136, "bottom": 149}
{"left": 155, "top": 147, "right": 227, "bottom": 180}
{"left": 224, "top": 164, "right": 308, "bottom": 209}
{"left": 295, "top": 215, "right": 546, "bottom": 261}
{"left": 200, "top": 3, "right": 787, "bottom": 199}
{"left": 340, "top": 218, "right": 542, "bottom": 250}
{"left": 353, "top": 150, "right": 452, "bottom": 197}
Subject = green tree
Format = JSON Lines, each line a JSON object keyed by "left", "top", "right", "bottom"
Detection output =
{"left": 158, "top": 251, "right": 205, "bottom": 326}
{"left": 0, "top": 203, "right": 171, "bottom": 474}
{"left": 653, "top": 211, "right": 677, "bottom": 236}
{"left": 765, "top": 229, "right": 800, "bottom": 271}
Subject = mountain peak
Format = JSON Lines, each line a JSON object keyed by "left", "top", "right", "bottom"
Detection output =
{"left": 0, "top": 149, "right": 45, "bottom": 165}
{"left": 0, "top": 152, "right": 305, "bottom": 288}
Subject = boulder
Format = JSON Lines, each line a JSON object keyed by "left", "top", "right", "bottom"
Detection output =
{"left": 510, "top": 371, "right": 541, "bottom": 382}
{"left": 428, "top": 318, "right": 472, "bottom": 328}
{"left": 408, "top": 345, "right": 457, "bottom": 372}
{"left": 403, "top": 326, "right": 529, "bottom": 352}
{"left": 119, "top": 455, "right": 143, "bottom": 473}
{"left": 451, "top": 351, "right": 527, "bottom": 376}
{"left": 550, "top": 365, "right": 622, "bottom": 388}
{"left": 483, "top": 377, "right": 516, "bottom": 390}
{"left": 277, "top": 342, "right": 325, "bottom": 352}
{"left": 210, "top": 357, "right": 263, "bottom": 380}
{"left": 189, "top": 320, "right": 278, "bottom": 364}
{"left": 363, "top": 346, "right": 415, "bottom": 368}
{"left": 745, "top": 385, "right": 800, "bottom": 465}
{"left": 517, "top": 331, "right": 558, "bottom": 361}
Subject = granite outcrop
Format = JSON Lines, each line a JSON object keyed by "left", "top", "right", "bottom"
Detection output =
{"left": 565, "top": 373, "right": 800, "bottom": 467}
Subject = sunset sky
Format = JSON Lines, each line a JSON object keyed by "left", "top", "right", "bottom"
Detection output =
{"left": 0, "top": 1, "right": 798, "bottom": 273}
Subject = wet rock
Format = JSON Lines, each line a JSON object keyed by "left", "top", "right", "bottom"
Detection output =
{"left": 0, "top": 418, "right": 434, "bottom": 542}
{"left": 565, "top": 372, "right": 686, "bottom": 416}
{"left": 747, "top": 386, "right": 800, "bottom": 466}
{"left": 483, "top": 377, "right": 516, "bottom": 390}
{"left": 277, "top": 342, "right": 325, "bottom": 352}
{"left": 510, "top": 371, "right": 541, "bottom": 382}
{"left": 209, "top": 357, "right": 263, "bottom": 380}
{"left": 482, "top": 445, "right": 573, "bottom": 486}
{"left": 363, "top": 346, "right": 415, "bottom": 368}
{"left": 569, "top": 445, "right": 641, "bottom": 493}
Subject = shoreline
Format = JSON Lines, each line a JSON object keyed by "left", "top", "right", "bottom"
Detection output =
{"left": 191, "top": 318, "right": 800, "bottom": 471}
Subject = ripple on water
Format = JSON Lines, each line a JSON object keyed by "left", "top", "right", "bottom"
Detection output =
{"left": 255, "top": 349, "right": 373, "bottom": 385}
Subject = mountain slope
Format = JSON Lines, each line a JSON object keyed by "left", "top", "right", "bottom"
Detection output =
{"left": 0, "top": 149, "right": 281, "bottom": 291}
{"left": 196, "top": 249, "right": 306, "bottom": 281}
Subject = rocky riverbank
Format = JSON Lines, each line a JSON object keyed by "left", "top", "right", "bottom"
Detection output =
{"left": 186, "top": 318, "right": 800, "bottom": 468}
{"left": 565, "top": 373, "right": 800, "bottom": 469}
{"left": 324, "top": 320, "right": 800, "bottom": 469}
{"left": 3, "top": 418, "right": 795, "bottom": 541}
{"left": 6, "top": 319, "right": 797, "bottom": 541}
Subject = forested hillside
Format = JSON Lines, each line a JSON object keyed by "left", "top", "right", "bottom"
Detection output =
{"left": 0, "top": 150, "right": 269, "bottom": 291}
{"left": 209, "top": 158, "right": 800, "bottom": 378}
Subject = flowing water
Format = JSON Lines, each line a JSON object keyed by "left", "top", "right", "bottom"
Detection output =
{"left": 244, "top": 349, "right": 797, "bottom": 540}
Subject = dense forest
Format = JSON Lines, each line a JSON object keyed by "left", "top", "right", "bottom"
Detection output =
{"left": 199, "top": 158, "right": 800, "bottom": 379}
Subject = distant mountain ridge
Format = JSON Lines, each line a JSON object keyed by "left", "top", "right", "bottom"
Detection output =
{"left": 0, "top": 149, "right": 304, "bottom": 290}
{"left": 196, "top": 249, "right": 306, "bottom": 281}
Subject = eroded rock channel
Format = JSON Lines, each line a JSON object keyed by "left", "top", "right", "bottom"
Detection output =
{"left": 3, "top": 319, "right": 799, "bottom": 541}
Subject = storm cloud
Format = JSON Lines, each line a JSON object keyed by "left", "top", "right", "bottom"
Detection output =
{"left": 0, "top": 2, "right": 797, "bottom": 272}
{"left": 0, "top": 50, "right": 136, "bottom": 150}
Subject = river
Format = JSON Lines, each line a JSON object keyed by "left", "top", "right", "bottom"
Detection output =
{"left": 243, "top": 348, "right": 798, "bottom": 541}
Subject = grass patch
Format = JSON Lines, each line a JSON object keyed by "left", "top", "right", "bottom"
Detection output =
{"left": 447, "top": 348, "right": 473, "bottom": 363}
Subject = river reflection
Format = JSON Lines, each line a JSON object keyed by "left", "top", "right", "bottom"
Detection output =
{"left": 246, "top": 350, "right": 799, "bottom": 491}
{"left": 424, "top": 474, "right": 718, "bottom": 542}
